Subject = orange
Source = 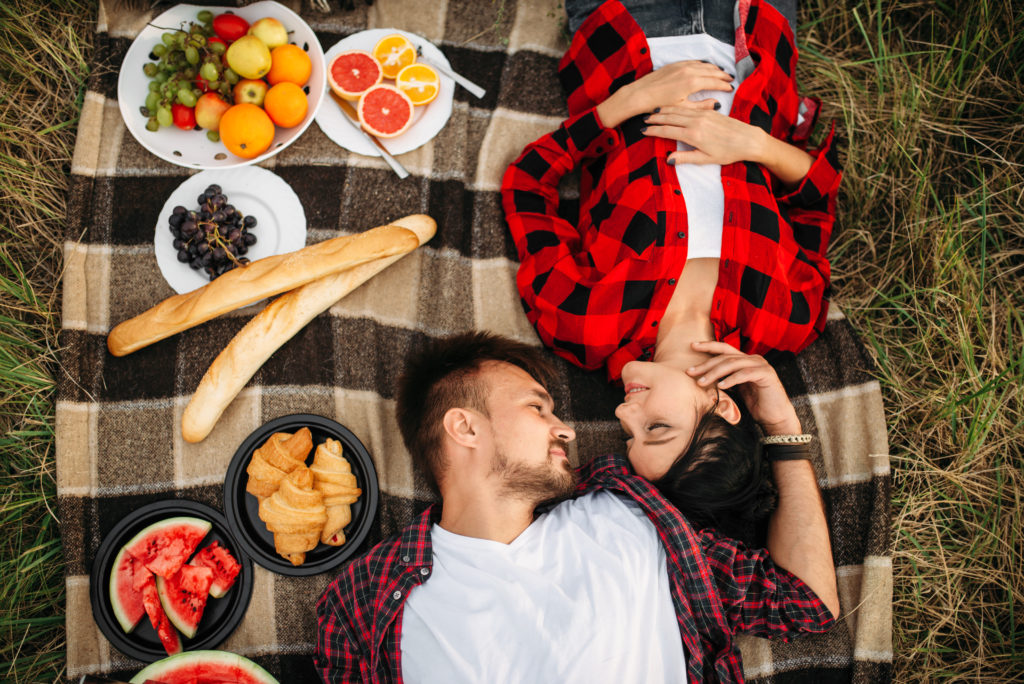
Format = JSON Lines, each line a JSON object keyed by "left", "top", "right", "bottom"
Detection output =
{"left": 219, "top": 103, "right": 275, "bottom": 159}
{"left": 266, "top": 44, "right": 312, "bottom": 86}
{"left": 263, "top": 82, "right": 308, "bottom": 128}
{"left": 372, "top": 33, "right": 416, "bottom": 79}
{"left": 395, "top": 63, "right": 439, "bottom": 106}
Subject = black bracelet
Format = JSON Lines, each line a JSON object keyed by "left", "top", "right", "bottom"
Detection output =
{"left": 763, "top": 443, "right": 813, "bottom": 462}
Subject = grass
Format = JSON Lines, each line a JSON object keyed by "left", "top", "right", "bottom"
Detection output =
{"left": 0, "top": 0, "right": 1021, "bottom": 682}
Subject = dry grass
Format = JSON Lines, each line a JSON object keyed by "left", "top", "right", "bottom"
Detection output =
{"left": 801, "top": 0, "right": 1024, "bottom": 680}
{"left": 0, "top": 0, "right": 1022, "bottom": 681}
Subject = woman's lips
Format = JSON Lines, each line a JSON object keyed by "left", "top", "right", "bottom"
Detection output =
{"left": 623, "top": 382, "right": 648, "bottom": 397}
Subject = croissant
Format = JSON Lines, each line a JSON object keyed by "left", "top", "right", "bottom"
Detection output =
{"left": 258, "top": 466, "right": 327, "bottom": 566}
{"left": 310, "top": 438, "right": 362, "bottom": 546}
{"left": 245, "top": 428, "right": 312, "bottom": 500}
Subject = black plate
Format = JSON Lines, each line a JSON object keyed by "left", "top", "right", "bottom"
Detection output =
{"left": 223, "top": 414, "right": 379, "bottom": 576}
{"left": 89, "top": 499, "right": 254, "bottom": 662}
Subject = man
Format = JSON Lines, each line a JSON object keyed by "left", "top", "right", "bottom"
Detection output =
{"left": 316, "top": 332, "right": 838, "bottom": 683}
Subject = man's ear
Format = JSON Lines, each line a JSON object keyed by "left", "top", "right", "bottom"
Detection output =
{"left": 442, "top": 407, "right": 480, "bottom": 448}
{"left": 714, "top": 391, "right": 742, "bottom": 425}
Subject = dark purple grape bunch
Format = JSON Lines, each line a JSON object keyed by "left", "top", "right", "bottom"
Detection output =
{"left": 168, "top": 183, "right": 258, "bottom": 280}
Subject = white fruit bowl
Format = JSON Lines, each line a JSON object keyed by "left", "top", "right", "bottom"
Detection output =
{"left": 117, "top": 1, "right": 325, "bottom": 169}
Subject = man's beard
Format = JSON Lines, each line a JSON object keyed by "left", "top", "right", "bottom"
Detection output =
{"left": 490, "top": 439, "right": 577, "bottom": 504}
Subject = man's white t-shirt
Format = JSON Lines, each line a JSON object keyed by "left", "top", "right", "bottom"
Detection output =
{"left": 399, "top": 490, "right": 687, "bottom": 683}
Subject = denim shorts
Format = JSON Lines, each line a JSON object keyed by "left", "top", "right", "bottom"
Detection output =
{"left": 565, "top": 0, "right": 797, "bottom": 43}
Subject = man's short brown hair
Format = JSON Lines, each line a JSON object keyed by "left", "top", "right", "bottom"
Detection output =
{"left": 395, "top": 332, "right": 557, "bottom": 496}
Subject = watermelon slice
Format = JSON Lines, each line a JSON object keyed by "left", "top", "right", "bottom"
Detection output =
{"left": 189, "top": 541, "right": 241, "bottom": 598}
{"left": 156, "top": 564, "right": 214, "bottom": 639}
{"left": 124, "top": 516, "right": 211, "bottom": 578}
{"left": 109, "top": 545, "right": 147, "bottom": 633}
{"left": 129, "top": 649, "right": 280, "bottom": 684}
{"left": 140, "top": 574, "right": 182, "bottom": 656}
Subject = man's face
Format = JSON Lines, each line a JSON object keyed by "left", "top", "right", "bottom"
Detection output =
{"left": 615, "top": 360, "right": 718, "bottom": 480}
{"left": 478, "top": 362, "right": 577, "bottom": 502}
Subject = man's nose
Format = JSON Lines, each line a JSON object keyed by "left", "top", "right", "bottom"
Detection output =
{"left": 550, "top": 418, "right": 576, "bottom": 443}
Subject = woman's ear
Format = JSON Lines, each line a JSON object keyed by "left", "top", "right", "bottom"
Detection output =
{"left": 714, "top": 392, "right": 742, "bottom": 425}
{"left": 442, "top": 407, "right": 479, "bottom": 448}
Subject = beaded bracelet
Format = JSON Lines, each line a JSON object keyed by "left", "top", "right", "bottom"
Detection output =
{"left": 759, "top": 433, "right": 813, "bottom": 445}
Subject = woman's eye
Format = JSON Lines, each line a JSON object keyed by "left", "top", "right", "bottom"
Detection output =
{"left": 646, "top": 422, "right": 669, "bottom": 431}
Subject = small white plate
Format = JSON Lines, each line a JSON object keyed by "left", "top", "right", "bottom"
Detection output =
{"left": 154, "top": 167, "right": 307, "bottom": 294}
{"left": 315, "top": 29, "right": 455, "bottom": 157}
{"left": 117, "top": 1, "right": 326, "bottom": 169}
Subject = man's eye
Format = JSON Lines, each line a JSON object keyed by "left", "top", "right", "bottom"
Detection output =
{"left": 530, "top": 404, "right": 543, "bottom": 412}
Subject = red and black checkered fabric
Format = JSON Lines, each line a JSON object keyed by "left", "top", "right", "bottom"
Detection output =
{"left": 502, "top": 0, "right": 842, "bottom": 381}
{"left": 314, "top": 452, "right": 833, "bottom": 683}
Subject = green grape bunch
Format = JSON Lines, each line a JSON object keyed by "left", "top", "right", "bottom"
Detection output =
{"left": 139, "top": 9, "right": 240, "bottom": 137}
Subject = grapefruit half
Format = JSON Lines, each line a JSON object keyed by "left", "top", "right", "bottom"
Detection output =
{"left": 357, "top": 84, "right": 414, "bottom": 139}
{"left": 328, "top": 50, "right": 383, "bottom": 101}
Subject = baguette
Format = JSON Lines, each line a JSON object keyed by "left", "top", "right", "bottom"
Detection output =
{"left": 107, "top": 225, "right": 420, "bottom": 357}
{"left": 181, "top": 214, "right": 436, "bottom": 443}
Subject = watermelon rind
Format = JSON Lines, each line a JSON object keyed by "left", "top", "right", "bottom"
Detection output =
{"left": 155, "top": 565, "right": 213, "bottom": 640}
{"left": 123, "top": 516, "right": 212, "bottom": 578}
{"left": 129, "top": 650, "right": 280, "bottom": 684}
{"left": 109, "top": 544, "right": 146, "bottom": 633}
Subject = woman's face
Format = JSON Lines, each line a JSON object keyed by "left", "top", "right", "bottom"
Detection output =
{"left": 614, "top": 360, "right": 719, "bottom": 480}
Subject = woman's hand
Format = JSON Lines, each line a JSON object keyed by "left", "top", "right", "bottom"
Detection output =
{"left": 686, "top": 341, "right": 801, "bottom": 435}
{"left": 642, "top": 107, "right": 767, "bottom": 166}
{"left": 596, "top": 60, "right": 733, "bottom": 129}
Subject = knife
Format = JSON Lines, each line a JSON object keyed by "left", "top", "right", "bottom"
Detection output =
{"left": 415, "top": 47, "right": 486, "bottom": 99}
{"left": 328, "top": 90, "right": 410, "bottom": 179}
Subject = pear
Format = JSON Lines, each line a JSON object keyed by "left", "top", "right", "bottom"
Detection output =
{"left": 248, "top": 18, "right": 289, "bottom": 50}
{"left": 226, "top": 36, "right": 272, "bottom": 80}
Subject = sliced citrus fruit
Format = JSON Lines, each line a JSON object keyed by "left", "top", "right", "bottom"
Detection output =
{"left": 372, "top": 33, "right": 416, "bottom": 80}
{"left": 328, "top": 49, "right": 383, "bottom": 101}
{"left": 395, "top": 63, "right": 440, "bottom": 106}
{"left": 357, "top": 84, "right": 414, "bottom": 139}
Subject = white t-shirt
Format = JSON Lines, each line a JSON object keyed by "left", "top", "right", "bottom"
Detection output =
{"left": 648, "top": 33, "right": 740, "bottom": 260}
{"left": 399, "top": 490, "right": 688, "bottom": 683}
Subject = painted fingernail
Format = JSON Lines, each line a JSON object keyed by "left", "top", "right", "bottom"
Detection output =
{"left": 642, "top": 114, "right": 650, "bottom": 121}
{"left": 640, "top": 125, "right": 647, "bottom": 132}
{"left": 666, "top": 157, "right": 676, "bottom": 165}
{"left": 653, "top": 107, "right": 660, "bottom": 113}
{"left": 713, "top": 102, "right": 721, "bottom": 111}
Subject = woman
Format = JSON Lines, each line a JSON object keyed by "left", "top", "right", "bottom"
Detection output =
{"left": 502, "top": 0, "right": 841, "bottom": 536}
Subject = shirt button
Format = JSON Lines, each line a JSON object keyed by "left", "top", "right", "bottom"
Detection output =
{"left": 677, "top": 231, "right": 685, "bottom": 239}
{"left": 392, "top": 590, "right": 402, "bottom": 600}
{"left": 401, "top": 555, "right": 410, "bottom": 563}
{"left": 640, "top": 47, "right": 648, "bottom": 55}
{"left": 673, "top": 189, "right": 681, "bottom": 195}
{"left": 420, "top": 567, "right": 430, "bottom": 576}
{"left": 651, "top": 320, "right": 658, "bottom": 327}
{"left": 595, "top": 146, "right": 603, "bottom": 153}
{"left": 668, "top": 278, "right": 677, "bottom": 285}
{"left": 607, "top": 136, "right": 615, "bottom": 145}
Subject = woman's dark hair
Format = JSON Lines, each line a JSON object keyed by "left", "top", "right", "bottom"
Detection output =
{"left": 652, "top": 389, "right": 777, "bottom": 540}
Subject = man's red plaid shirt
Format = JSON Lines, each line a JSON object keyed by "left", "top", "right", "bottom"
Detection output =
{"left": 315, "top": 452, "right": 834, "bottom": 683}
{"left": 502, "top": 0, "right": 842, "bottom": 381}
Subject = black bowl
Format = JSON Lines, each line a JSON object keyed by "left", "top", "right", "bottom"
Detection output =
{"left": 223, "top": 413, "right": 379, "bottom": 576}
{"left": 89, "top": 499, "right": 254, "bottom": 662}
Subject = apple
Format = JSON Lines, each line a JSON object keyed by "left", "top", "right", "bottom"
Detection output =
{"left": 226, "top": 35, "right": 272, "bottom": 80}
{"left": 233, "top": 79, "right": 268, "bottom": 107}
{"left": 248, "top": 17, "right": 289, "bottom": 50}
{"left": 195, "top": 93, "right": 231, "bottom": 131}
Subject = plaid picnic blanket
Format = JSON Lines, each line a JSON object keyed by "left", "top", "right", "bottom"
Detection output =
{"left": 57, "top": 0, "right": 892, "bottom": 681}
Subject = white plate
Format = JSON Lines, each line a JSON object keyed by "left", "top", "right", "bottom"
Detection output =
{"left": 315, "top": 29, "right": 455, "bottom": 157}
{"left": 154, "top": 167, "right": 307, "bottom": 294}
{"left": 117, "top": 1, "right": 326, "bottom": 169}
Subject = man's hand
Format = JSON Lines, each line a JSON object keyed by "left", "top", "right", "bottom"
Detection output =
{"left": 596, "top": 60, "right": 733, "bottom": 129}
{"left": 686, "top": 341, "right": 801, "bottom": 435}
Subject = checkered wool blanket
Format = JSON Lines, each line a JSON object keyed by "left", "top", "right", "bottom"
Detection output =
{"left": 58, "top": 0, "right": 892, "bottom": 680}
